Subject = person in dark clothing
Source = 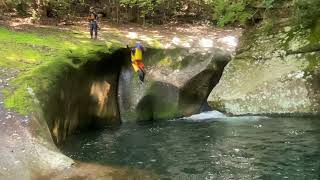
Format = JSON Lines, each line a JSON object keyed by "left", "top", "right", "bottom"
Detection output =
{"left": 88, "top": 7, "right": 98, "bottom": 39}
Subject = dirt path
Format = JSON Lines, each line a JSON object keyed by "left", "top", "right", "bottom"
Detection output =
{"left": 2, "top": 17, "right": 243, "bottom": 53}
{"left": 101, "top": 22, "right": 243, "bottom": 52}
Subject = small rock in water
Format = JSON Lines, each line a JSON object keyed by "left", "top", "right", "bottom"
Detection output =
{"left": 254, "top": 124, "right": 262, "bottom": 128}
{"left": 150, "top": 159, "right": 157, "bottom": 162}
{"left": 234, "top": 148, "right": 240, "bottom": 153}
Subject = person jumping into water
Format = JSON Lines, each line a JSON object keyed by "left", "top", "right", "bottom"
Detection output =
{"left": 128, "top": 42, "right": 146, "bottom": 82}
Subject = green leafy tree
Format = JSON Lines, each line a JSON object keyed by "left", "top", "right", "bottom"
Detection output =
{"left": 211, "top": 0, "right": 252, "bottom": 27}
{"left": 294, "top": 0, "right": 320, "bottom": 28}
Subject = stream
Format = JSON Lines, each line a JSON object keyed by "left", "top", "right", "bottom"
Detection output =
{"left": 61, "top": 112, "right": 320, "bottom": 179}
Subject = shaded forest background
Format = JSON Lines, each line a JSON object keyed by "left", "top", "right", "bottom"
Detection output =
{"left": 0, "top": 0, "right": 319, "bottom": 28}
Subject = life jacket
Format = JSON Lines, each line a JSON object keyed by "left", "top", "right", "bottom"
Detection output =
{"left": 131, "top": 44, "right": 143, "bottom": 62}
{"left": 131, "top": 44, "right": 144, "bottom": 72}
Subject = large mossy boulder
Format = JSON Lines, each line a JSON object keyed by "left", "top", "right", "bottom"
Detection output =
{"left": 41, "top": 50, "right": 126, "bottom": 144}
{"left": 118, "top": 48, "right": 231, "bottom": 121}
{"left": 208, "top": 18, "right": 320, "bottom": 115}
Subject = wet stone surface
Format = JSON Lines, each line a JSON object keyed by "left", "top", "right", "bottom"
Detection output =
{"left": 0, "top": 68, "right": 33, "bottom": 179}
{"left": 0, "top": 68, "right": 28, "bottom": 125}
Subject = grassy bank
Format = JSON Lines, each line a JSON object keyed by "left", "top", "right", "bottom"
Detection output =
{"left": 0, "top": 26, "right": 122, "bottom": 115}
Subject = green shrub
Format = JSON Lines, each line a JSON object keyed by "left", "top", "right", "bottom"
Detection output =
{"left": 294, "top": 0, "right": 320, "bottom": 28}
{"left": 211, "top": 0, "right": 252, "bottom": 27}
{"left": 15, "top": 2, "right": 28, "bottom": 16}
{"left": 2, "top": 0, "right": 33, "bottom": 15}
{"left": 263, "top": 0, "right": 275, "bottom": 9}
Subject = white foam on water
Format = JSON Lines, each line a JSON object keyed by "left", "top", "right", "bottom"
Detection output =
{"left": 227, "top": 116, "right": 269, "bottom": 122}
{"left": 171, "top": 111, "right": 269, "bottom": 122}
{"left": 182, "top": 111, "right": 227, "bottom": 121}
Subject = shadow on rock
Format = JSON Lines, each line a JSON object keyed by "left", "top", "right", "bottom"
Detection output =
{"left": 136, "top": 81, "right": 179, "bottom": 121}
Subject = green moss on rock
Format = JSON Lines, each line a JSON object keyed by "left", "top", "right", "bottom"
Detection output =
{"left": 208, "top": 16, "right": 320, "bottom": 116}
{"left": 0, "top": 27, "right": 121, "bottom": 115}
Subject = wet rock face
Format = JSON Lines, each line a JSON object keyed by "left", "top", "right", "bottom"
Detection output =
{"left": 38, "top": 47, "right": 232, "bottom": 142}
{"left": 208, "top": 21, "right": 320, "bottom": 115}
{"left": 118, "top": 48, "right": 231, "bottom": 121}
{"left": 43, "top": 50, "right": 126, "bottom": 144}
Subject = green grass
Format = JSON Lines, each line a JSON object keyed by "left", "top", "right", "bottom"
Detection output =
{"left": 309, "top": 20, "right": 320, "bottom": 44}
{"left": 0, "top": 26, "right": 122, "bottom": 115}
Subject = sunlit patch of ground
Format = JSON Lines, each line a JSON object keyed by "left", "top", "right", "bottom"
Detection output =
{"left": 101, "top": 22, "right": 243, "bottom": 53}
{"left": 2, "top": 17, "right": 242, "bottom": 53}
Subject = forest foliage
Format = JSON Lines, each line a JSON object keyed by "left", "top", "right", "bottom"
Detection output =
{"left": 0, "top": 0, "right": 319, "bottom": 27}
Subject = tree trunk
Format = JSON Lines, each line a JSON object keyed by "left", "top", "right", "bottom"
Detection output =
{"left": 0, "top": 0, "right": 7, "bottom": 10}
{"left": 116, "top": 5, "right": 119, "bottom": 23}
{"left": 33, "top": 0, "right": 46, "bottom": 22}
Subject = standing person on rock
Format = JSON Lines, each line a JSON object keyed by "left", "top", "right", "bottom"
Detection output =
{"left": 88, "top": 7, "right": 98, "bottom": 40}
